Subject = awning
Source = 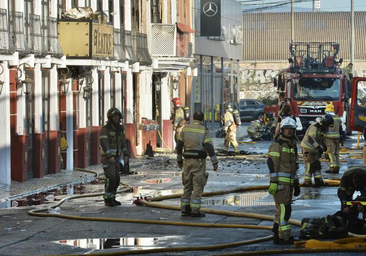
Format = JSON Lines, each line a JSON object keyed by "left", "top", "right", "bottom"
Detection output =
{"left": 176, "top": 23, "right": 196, "bottom": 33}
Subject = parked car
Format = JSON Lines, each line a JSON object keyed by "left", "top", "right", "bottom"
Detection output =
{"left": 239, "top": 99, "right": 265, "bottom": 122}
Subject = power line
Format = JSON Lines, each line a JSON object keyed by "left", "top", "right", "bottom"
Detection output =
{"left": 242, "top": 0, "right": 313, "bottom": 13}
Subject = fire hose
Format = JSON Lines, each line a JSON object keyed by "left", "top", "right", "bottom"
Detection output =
{"left": 27, "top": 169, "right": 366, "bottom": 256}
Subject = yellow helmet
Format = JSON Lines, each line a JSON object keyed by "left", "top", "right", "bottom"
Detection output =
{"left": 325, "top": 103, "right": 334, "bottom": 113}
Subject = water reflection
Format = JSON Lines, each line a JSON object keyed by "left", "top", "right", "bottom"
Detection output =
{"left": 202, "top": 192, "right": 274, "bottom": 207}
{"left": 57, "top": 236, "right": 182, "bottom": 250}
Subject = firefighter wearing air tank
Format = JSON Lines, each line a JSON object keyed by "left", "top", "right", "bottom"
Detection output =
{"left": 222, "top": 104, "right": 241, "bottom": 154}
{"left": 301, "top": 114, "right": 334, "bottom": 187}
{"left": 268, "top": 117, "right": 300, "bottom": 245}
{"left": 324, "top": 103, "right": 343, "bottom": 174}
{"left": 99, "top": 108, "right": 129, "bottom": 207}
{"left": 176, "top": 111, "right": 218, "bottom": 217}
{"left": 172, "top": 97, "right": 190, "bottom": 143}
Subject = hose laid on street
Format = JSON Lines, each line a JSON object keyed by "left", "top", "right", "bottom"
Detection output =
{"left": 27, "top": 168, "right": 364, "bottom": 256}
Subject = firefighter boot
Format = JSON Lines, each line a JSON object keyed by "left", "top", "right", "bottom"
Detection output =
{"left": 191, "top": 211, "right": 206, "bottom": 217}
{"left": 113, "top": 198, "right": 122, "bottom": 206}
{"left": 325, "top": 167, "right": 335, "bottom": 174}
{"left": 314, "top": 178, "right": 329, "bottom": 187}
{"left": 104, "top": 198, "right": 116, "bottom": 207}
{"left": 272, "top": 223, "right": 279, "bottom": 244}
{"left": 333, "top": 166, "right": 340, "bottom": 174}
{"left": 181, "top": 205, "right": 192, "bottom": 217}
{"left": 277, "top": 236, "right": 295, "bottom": 245}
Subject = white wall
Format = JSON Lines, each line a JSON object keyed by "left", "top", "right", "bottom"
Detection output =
{"left": 0, "top": 62, "right": 11, "bottom": 185}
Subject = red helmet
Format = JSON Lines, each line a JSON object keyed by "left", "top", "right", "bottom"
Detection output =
{"left": 172, "top": 97, "right": 181, "bottom": 106}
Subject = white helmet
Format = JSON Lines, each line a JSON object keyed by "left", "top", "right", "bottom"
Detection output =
{"left": 280, "top": 117, "right": 296, "bottom": 129}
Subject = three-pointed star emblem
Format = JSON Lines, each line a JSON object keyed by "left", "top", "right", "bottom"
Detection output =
{"left": 203, "top": 2, "right": 218, "bottom": 17}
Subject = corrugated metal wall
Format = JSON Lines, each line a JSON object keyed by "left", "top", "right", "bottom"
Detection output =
{"left": 243, "top": 12, "right": 366, "bottom": 61}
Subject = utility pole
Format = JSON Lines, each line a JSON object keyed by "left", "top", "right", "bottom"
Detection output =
{"left": 291, "top": 0, "right": 294, "bottom": 42}
{"left": 351, "top": 0, "right": 355, "bottom": 67}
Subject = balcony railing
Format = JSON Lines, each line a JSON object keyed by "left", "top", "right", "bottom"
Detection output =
{"left": 114, "top": 28, "right": 127, "bottom": 62}
{"left": 132, "top": 31, "right": 152, "bottom": 66}
{"left": 124, "top": 30, "right": 137, "bottom": 64}
{"left": 150, "top": 23, "right": 192, "bottom": 58}
{"left": 47, "top": 17, "right": 63, "bottom": 57}
{"left": 9, "top": 11, "right": 30, "bottom": 55}
{"left": 27, "top": 14, "right": 47, "bottom": 56}
{"left": 0, "top": 9, "right": 15, "bottom": 54}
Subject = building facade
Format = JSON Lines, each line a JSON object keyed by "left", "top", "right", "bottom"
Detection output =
{"left": 0, "top": 0, "right": 197, "bottom": 185}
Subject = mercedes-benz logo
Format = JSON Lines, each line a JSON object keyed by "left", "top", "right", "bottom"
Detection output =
{"left": 203, "top": 2, "right": 218, "bottom": 17}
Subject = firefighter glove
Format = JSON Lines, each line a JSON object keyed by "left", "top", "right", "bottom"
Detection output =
{"left": 317, "top": 147, "right": 323, "bottom": 157}
{"left": 321, "top": 144, "right": 327, "bottom": 153}
{"left": 294, "top": 183, "right": 300, "bottom": 196}
{"left": 213, "top": 163, "right": 218, "bottom": 171}
{"left": 268, "top": 183, "right": 278, "bottom": 195}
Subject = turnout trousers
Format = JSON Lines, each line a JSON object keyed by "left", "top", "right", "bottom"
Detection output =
{"left": 180, "top": 158, "right": 208, "bottom": 214}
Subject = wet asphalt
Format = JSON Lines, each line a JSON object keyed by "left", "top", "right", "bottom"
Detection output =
{"left": 0, "top": 128, "right": 365, "bottom": 256}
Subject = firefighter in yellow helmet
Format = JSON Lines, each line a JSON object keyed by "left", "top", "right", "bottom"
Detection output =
{"left": 99, "top": 108, "right": 129, "bottom": 207}
{"left": 301, "top": 114, "right": 334, "bottom": 187}
{"left": 268, "top": 117, "right": 300, "bottom": 245}
{"left": 324, "top": 103, "right": 343, "bottom": 174}
{"left": 176, "top": 111, "right": 218, "bottom": 217}
{"left": 222, "top": 104, "right": 240, "bottom": 154}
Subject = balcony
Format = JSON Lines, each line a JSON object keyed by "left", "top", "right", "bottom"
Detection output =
{"left": 47, "top": 17, "right": 63, "bottom": 58}
{"left": 132, "top": 31, "right": 152, "bottom": 66}
{"left": 9, "top": 11, "right": 30, "bottom": 56}
{"left": 0, "top": 9, "right": 15, "bottom": 55}
{"left": 114, "top": 28, "right": 127, "bottom": 62}
{"left": 26, "top": 14, "right": 47, "bottom": 56}
{"left": 124, "top": 30, "right": 137, "bottom": 64}
{"left": 150, "top": 23, "right": 194, "bottom": 58}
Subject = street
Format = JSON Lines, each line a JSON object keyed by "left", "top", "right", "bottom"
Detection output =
{"left": 0, "top": 128, "right": 365, "bottom": 256}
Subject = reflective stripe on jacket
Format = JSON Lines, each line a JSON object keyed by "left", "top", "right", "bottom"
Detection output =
{"left": 176, "top": 120, "right": 218, "bottom": 164}
{"left": 100, "top": 123, "right": 128, "bottom": 158}
{"left": 324, "top": 113, "right": 341, "bottom": 139}
{"left": 301, "top": 122, "right": 323, "bottom": 152}
{"left": 268, "top": 135, "right": 299, "bottom": 186}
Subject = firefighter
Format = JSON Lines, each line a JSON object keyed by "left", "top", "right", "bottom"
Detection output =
{"left": 324, "top": 103, "right": 343, "bottom": 174}
{"left": 172, "top": 97, "right": 185, "bottom": 143}
{"left": 222, "top": 104, "right": 240, "bottom": 154}
{"left": 268, "top": 117, "right": 300, "bottom": 245}
{"left": 247, "top": 116, "right": 265, "bottom": 140}
{"left": 177, "top": 111, "right": 218, "bottom": 217}
{"left": 99, "top": 107, "right": 129, "bottom": 207}
{"left": 301, "top": 114, "right": 334, "bottom": 187}
{"left": 342, "top": 63, "right": 354, "bottom": 82}
{"left": 338, "top": 167, "right": 366, "bottom": 214}
{"left": 278, "top": 92, "right": 286, "bottom": 114}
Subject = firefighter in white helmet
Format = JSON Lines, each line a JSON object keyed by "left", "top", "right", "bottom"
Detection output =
{"left": 268, "top": 117, "right": 300, "bottom": 245}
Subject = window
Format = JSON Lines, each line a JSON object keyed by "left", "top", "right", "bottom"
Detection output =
{"left": 57, "top": 0, "right": 65, "bottom": 19}
{"left": 98, "top": 72, "right": 105, "bottom": 126}
{"left": 131, "top": 0, "right": 139, "bottom": 31}
{"left": 42, "top": 0, "right": 49, "bottom": 51}
{"left": 24, "top": 0, "right": 33, "bottom": 49}
{"left": 247, "top": 100, "right": 256, "bottom": 105}
{"left": 108, "top": 0, "right": 113, "bottom": 23}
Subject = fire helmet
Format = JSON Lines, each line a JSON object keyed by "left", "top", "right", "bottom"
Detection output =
{"left": 325, "top": 103, "right": 335, "bottom": 113}
{"left": 107, "top": 107, "right": 122, "bottom": 119}
{"left": 172, "top": 97, "right": 181, "bottom": 106}
{"left": 280, "top": 117, "right": 296, "bottom": 129}
{"left": 321, "top": 113, "right": 334, "bottom": 127}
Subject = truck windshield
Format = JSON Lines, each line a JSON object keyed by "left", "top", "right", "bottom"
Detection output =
{"left": 292, "top": 77, "right": 341, "bottom": 101}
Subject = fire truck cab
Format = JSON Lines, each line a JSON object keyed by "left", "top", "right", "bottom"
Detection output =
{"left": 267, "top": 42, "right": 349, "bottom": 134}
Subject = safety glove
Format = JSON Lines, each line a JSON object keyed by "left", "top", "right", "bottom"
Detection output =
{"left": 268, "top": 183, "right": 278, "bottom": 195}
{"left": 293, "top": 182, "right": 300, "bottom": 196}
{"left": 317, "top": 146, "right": 323, "bottom": 157}
{"left": 321, "top": 143, "right": 328, "bottom": 153}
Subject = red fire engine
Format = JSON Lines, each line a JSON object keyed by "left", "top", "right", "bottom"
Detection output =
{"left": 265, "top": 42, "right": 349, "bottom": 134}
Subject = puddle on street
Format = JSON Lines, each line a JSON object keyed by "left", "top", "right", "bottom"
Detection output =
{"left": 202, "top": 191, "right": 274, "bottom": 207}
{"left": 297, "top": 190, "right": 338, "bottom": 201}
{"left": 128, "top": 187, "right": 183, "bottom": 198}
{"left": 56, "top": 235, "right": 183, "bottom": 250}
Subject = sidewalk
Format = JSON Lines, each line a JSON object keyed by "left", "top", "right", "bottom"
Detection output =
{"left": 0, "top": 158, "right": 146, "bottom": 208}
{"left": 0, "top": 123, "right": 248, "bottom": 208}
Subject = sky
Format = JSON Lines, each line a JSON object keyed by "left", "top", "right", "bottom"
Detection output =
{"left": 242, "top": 0, "right": 366, "bottom": 12}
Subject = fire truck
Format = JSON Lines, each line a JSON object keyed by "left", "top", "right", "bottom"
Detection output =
{"left": 350, "top": 78, "right": 366, "bottom": 133}
{"left": 265, "top": 42, "right": 349, "bottom": 134}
